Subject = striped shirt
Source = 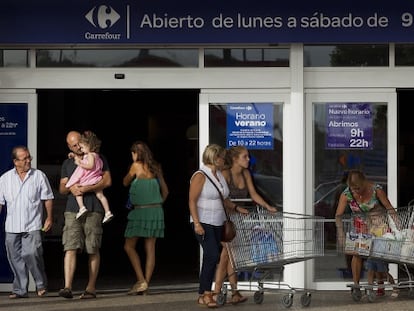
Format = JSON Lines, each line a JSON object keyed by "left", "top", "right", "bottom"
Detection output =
{"left": 0, "top": 168, "right": 54, "bottom": 233}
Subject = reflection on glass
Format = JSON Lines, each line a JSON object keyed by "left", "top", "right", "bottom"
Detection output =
{"left": 313, "top": 102, "right": 387, "bottom": 282}
{"left": 304, "top": 44, "right": 388, "bottom": 67}
{"left": 1, "top": 50, "right": 28, "bottom": 67}
{"left": 36, "top": 49, "right": 198, "bottom": 67}
{"left": 205, "top": 48, "right": 289, "bottom": 67}
{"left": 396, "top": 44, "right": 414, "bottom": 66}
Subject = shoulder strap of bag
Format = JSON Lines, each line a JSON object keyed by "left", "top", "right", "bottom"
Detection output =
{"left": 199, "top": 170, "right": 230, "bottom": 220}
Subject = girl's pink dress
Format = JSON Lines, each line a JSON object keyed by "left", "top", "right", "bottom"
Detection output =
{"left": 66, "top": 153, "right": 103, "bottom": 188}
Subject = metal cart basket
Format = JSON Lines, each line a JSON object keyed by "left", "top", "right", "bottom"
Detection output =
{"left": 220, "top": 205, "right": 324, "bottom": 308}
{"left": 337, "top": 205, "right": 414, "bottom": 302}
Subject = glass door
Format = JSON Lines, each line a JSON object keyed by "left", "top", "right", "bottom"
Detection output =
{"left": 305, "top": 89, "right": 397, "bottom": 290}
{"left": 199, "top": 90, "right": 293, "bottom": 285}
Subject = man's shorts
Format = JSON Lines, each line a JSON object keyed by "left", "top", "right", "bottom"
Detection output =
{"left": 62, "top": 212, "right": 103, "bottom": 254}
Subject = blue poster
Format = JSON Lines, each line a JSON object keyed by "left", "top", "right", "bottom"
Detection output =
{"left": 226, "top": 103, "right": 273, "bottom": 150}
{"left": 325, "top": 103, "right": 373, "bottom": 150}
{"left": 0, "top": 103, "right": 28, "bottom": 283}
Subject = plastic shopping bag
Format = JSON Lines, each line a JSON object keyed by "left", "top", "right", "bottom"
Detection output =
{"left": 251, "top": 226, "right": 279, "bottom": 264}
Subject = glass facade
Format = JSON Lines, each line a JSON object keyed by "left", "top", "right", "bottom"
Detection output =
{"left": 0, "top": 50, "right": 28, "bottom": 67}
{"left": 36, "top": 49, "right": 199, "bottom": 67}
{"left": 395, "top": 44, "right": 414, "bottom": 66}
{"left": 3, "top": 45, "right": 414, "bottom": 68}
{"left": 205, "top": 48, "right": 289, "bottom": 67}
{"left": 304, "top": 45, "right": 389, "bottom": 67}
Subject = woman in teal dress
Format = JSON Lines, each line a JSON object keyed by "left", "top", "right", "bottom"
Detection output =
{"left": 123, "top": 141, "right": 169, "bottom": 295}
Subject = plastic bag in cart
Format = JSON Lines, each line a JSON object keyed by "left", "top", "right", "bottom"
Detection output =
{"left": 251, "top": 225, "right": 280, "bottom": 264}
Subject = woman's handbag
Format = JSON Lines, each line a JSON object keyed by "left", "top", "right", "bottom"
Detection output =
{"left": 221, "top": 219, "right": 237, "bottom": 242}
{"left": 200, "top": 170, "right": 237, "bottom": 242}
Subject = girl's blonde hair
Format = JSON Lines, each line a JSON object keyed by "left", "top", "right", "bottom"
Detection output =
{"left": 225, "top": 145, "right": 247, "bottom": 168}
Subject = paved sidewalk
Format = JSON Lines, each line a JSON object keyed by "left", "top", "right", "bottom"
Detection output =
{"left": 1, "top": 285, "right": 414, "bottom": 311}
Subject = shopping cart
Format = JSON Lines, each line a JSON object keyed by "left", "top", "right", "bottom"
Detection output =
{"left": 369, "top": 205, "right": 414, "bottom": 299}
{"left": 337, "top": 205, "right": 414, "bottom": 302}
{"left": 219, "top": 205, "right": 324, "bottom": 308}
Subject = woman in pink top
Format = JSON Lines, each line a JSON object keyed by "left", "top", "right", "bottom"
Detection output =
{"left": 66, "top": 131, "right": 113, "bottom": 223}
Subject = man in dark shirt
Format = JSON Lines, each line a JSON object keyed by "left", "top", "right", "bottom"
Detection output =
{"left": 58, "top": 130, "right": 111, "bottom": 299}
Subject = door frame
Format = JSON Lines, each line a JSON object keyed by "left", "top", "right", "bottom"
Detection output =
{"left": 199, "top": 89, "right": 316, "bottom": 289}
{"left": 305, "top": 88, "right": 397, "bottom": 290}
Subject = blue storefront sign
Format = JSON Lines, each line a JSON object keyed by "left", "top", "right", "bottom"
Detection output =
{"left": 226, "top": 103, "right": 273, "bottom": 150}
{"left": 0, "top": 103, "right": 28, "bottom": 283}
{"left": 0, "top": 0, "right": 413, "bottom": 44}
{"left": 326, "top": 103, "right": 373, "bottom": 150}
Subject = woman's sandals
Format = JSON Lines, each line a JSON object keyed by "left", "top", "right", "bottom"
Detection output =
{"left": 231, "top": 290, "right": 248, "bottom": 305}
{"left": 127, "top": 281, "right": 148, "bottom": 295}
{"left": 197, "top": 293, "right": 218, "bottom": 308}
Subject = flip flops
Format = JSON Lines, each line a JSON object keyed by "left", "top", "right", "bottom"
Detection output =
{"left": 9, "top": 293, "right": 28, "bottom": 299}
{"left": 79, "top": 290, "right": 97, "bottom": 299}
{"left": 37, "top": 288, "right": 48, "bottom": 297}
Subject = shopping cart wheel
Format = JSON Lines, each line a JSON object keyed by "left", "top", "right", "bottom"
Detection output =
{"left": 281, "top": 293, "right": 294, "bottom": 308}
{"left": 253, "top": 291, "right": 264, "bottom": 304}
{"left": 300, "top": 292, "right": 312, "bottom": 307}
{"left": 215, "top": 293, "right": 226, "bottom": 306}
{"left": 408, "top": 288, "right": 414, "bottom": 298}
{"left": 351, "top": 287, "right": 362, "bottom": 302}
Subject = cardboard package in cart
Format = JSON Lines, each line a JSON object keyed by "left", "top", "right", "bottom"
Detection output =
{"left": 345, "top": 231, "right": 373, "bottom": 256}
{"left": 372, "top": 236, "right": 401, "bottom": 261}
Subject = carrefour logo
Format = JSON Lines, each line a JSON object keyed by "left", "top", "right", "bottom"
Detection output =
{"left": 85, "top": 5, "right": 120, "bottom": 29}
